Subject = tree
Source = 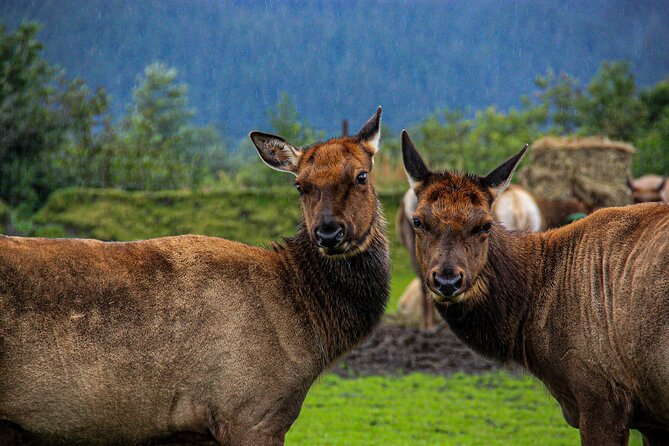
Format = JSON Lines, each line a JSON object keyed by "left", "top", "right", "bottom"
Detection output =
{"left": 0, "top": 22, "right": 111, "bottom": 210}
{"left": 235, "top": 94, "right": 324, "bottom": 188}
{"left": 534, "top": 69, "right": 583, "bottom": 135}
{"left": 267, "top": 93, "right": 324, "bottom": 147}
{"left": 580, "top": 61, "right": 644, "bottom": 141}
{"left": 116, "top": 62, "right": 221, "bottom": 190}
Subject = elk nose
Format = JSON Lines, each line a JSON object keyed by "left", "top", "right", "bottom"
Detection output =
{"left": 432, "top": 270, "right": 464, "bottom": 297}
{"left": 315, "top": 223, "right": 345, "bottom": 248}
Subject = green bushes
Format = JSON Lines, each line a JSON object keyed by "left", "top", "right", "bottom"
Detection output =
{"left": 0, "top": 200, "right": 9, "bottom": 232}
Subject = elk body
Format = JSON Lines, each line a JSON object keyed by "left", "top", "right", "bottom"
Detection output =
{"left": 401, "top": 130, "right": 669, "bottom": 445}
{"left": 397, "top": 183, "right": 542, "bottom": 328}
{"left": 628, "top": 174, "right": 668, "bottom": 203}
{"left": 0, "top": 109, "right": 390, "bottom": 446}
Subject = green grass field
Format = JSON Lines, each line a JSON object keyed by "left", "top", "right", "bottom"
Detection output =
{"left": 289, "top": 373, "right": 643, "bottom": 446}
{"left": 13, "top": 188, "right": 645, "bottom": 445}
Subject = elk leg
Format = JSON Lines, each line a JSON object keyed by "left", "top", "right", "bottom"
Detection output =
{"left": 577, "top": 398, "right": 631, "bottom": 446}
{"left": 421, "top": 286, "right": 434, "bottom": 329}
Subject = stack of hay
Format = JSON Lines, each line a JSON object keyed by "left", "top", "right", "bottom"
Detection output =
{"left": 518, "top": 136, "right": 636, "bottom": 207}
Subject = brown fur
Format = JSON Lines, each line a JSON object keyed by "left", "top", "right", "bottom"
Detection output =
{"left": 535, "top": 198, "right": 591, "bottom": 229}
{"left": 0, "top": 111, "right": 390, "bottom": 446}
{"left": 402, "top": 131, "right": 669, "bottom": 445}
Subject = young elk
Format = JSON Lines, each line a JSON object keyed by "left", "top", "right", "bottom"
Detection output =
{"left": 401, "top": 130, "right": 669, "bottom": 445}
{"left": 397, "top": 183, "right": 543, "bottom": 328}
{"left": 0, "top": 109, "right": 389, "bottom": 446}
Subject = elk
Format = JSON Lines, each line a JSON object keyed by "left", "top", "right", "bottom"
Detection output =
{"left": 401, "top": 130, "right": 669, "bottom": 445}
{"left": 627, "top": 174, "right": 668, "bottom": 204}
{"left": 397, "top": 183, "right": 542, "bottom": 328}
{"left": 0, "top": 109, "right": 390, "bottom": 446}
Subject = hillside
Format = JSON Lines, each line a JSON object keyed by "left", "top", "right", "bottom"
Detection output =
{"left": 2, "top": 0, "right": 668, "bottom": 138}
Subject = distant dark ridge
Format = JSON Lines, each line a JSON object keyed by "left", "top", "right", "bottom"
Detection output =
{"left": 3, "top": 0, "right": 668, "bottom": 139}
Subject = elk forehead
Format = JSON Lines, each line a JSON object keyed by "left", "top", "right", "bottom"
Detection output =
{"left": 416, "top": 173, "right": 491, "bottom": 228}
{"left": 297, "top": 139, "right": 371, "bottom": 185}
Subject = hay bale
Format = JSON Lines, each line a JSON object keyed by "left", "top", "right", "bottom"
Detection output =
{"left": 518, "top": 136, "right": 635, "bottom": 207}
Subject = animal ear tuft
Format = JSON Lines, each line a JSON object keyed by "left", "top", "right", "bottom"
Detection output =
{"left": 356, "top": 106, "right": 382, "bottom": 155}
{"left": 484, "top": 144, "right": 528, "bottom": 199}
{"left": 401, "top": 130, "right": 431, "bottom": 192}
{"left": 249, "top": 131, "right": 302, "bottom": 175}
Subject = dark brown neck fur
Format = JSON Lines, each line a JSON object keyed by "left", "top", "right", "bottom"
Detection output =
{"left": 436, "top": 227, "right": 542, "bottom": 365}
{"left": 279, "top": 199, "right": 390, "bottom": 367}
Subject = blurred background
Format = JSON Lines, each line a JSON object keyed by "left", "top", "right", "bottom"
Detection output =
{"left": 1, "top": 1, "right": 667, "bottom": 444}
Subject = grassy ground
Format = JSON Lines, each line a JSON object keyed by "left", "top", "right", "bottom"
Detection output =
{"left": 30, "top": 187, "right": 414, "bottom": 311}
{"left": 289, "top": 372, "right": 643, "bottom": 446}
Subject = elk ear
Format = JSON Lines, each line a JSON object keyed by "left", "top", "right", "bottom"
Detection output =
{"left": 356, "top": 106, "right": 382, "bottom": 156}
{"left": 656, "top": 177, "right": 667, "bottom": 193}
{"left": 249, "top": 131, "right": 302, "bottom": 175}
{"left": 484, "top": 144, "right": 528, "bottom": 199}
{"left": 401, "top": 130, "right": 431, "bottom": 192}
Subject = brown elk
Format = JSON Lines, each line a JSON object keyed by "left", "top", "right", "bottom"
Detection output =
{"left": 0, "top": 109, "right": 390, "bottom": 446}
{"left": 627, "top": 174, "right": 668, "bottom": 203}
{"left": 401, "top": 130, "right": 669, "bottom": 445}
{"left": 397, "top": 183, "right": 543, "bottom": 328}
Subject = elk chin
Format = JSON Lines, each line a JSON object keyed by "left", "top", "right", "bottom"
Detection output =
{"left": 318, "top": 242, "right": 353, "bottom": 257}
{"left": 427, "top": 282, "right": 470, "bottom": 304}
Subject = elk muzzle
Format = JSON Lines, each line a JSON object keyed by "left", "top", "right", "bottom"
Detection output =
{"left": 314, "top": 221, "right": 346, "bottom": 249}
{"left": 429, "top": 267, "right": 465, "bottom": 300}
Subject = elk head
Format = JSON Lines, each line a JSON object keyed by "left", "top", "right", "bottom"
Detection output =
{"left": 627, "top": 176, "right": 667, "bottom": 204}
{"left": 250, "top": 107, "right": 382, "bottom": 257}
{"left": 401, "top": 130, "right": 527, "bottom": 303}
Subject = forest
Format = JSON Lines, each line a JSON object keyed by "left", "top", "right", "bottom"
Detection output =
{"left": 1, "top": 21, "right": 668, "bottom": 220}
{"left": 2, "top": 0, "right": 668, "bottom": 137}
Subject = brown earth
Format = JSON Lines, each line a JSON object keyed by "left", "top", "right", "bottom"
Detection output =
{"left": 333, "top": 319, "right": 519, "bottom": 377}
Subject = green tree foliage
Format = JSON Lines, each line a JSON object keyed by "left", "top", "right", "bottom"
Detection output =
{"left": 0, "top": 23, "right": 108, "bottom": 209}
{"left": 534, "top": 69, "right": 583, "bottom": 135}
{"left": 408, "top": 62, "right": 669, "bottom": 178}
{"left": 404, "top": 104, "right": 547, "bottom": 175}
{"left": 268, "top": 93, "right": 325, "bottom": 147}
{"left": 579, "top": 61, "right": 644, "bottom": 142}
{"left": 235, "top": 94, "right": 324, "bottom": 188}
{"left": 635, "top": 77, "right": 669, "bottom": 176}
{"left": 113, "top": 62, "right": 221, "bottom": 190}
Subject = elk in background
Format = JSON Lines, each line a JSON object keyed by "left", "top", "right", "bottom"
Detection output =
{"left": 397, "top": 183, "right": 542, "bottom": 328}
{"left": 0, "top": 109, "right": 389, "bottom": 446}
{"left": 535, "top": 197, "right": 591, "bottom": 229}
{"left": 401, "top": 130, "right": 669, "bottom": 445}
{"left": 627, "top": 174, "right": 668, "bottom": 203}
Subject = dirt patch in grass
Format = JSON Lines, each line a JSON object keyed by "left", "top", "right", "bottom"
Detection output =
{"left": 334, "top": 320, "right": 519, "bottom": 377}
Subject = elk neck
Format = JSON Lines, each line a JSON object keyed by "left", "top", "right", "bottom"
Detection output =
{"left": 437, "top": 226, "right": 545, "bottom": 365}
{"left": 279, "top": 198, "right": 390, "bottom": 367}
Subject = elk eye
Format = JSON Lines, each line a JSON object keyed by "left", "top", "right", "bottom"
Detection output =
{"left": 479, "top": 222, "right": 493, "bottom": 234}
{"left": 412, "top": 217, "right": 423, "bottom": 229}
{"left": 294, "top": 182, "right": 304, "bottom": 195}
{"left": 355, "top": 172, "right": 368, "bottom": 185}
